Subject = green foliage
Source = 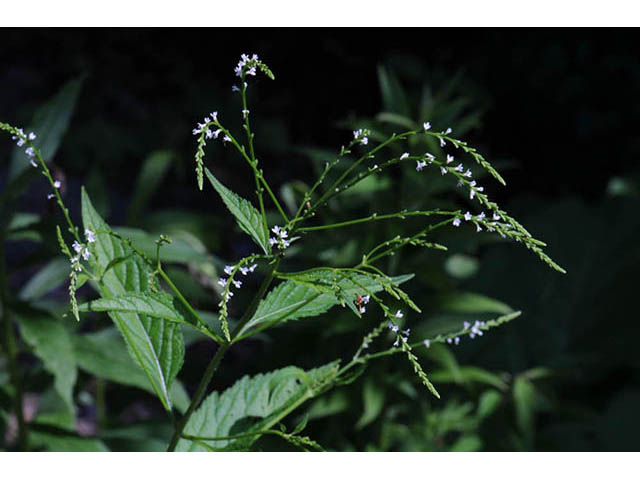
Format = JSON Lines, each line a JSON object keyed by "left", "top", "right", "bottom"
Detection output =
{"left": 0, "top": 54, "right": 568, "bottom": 452}
{"left": 81, "top": 189, "right": 185, "bottom": 411}
{"left": 205, "top": 168, "right": 271, "bottom": 254}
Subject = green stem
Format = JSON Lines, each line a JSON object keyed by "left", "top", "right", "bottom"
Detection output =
{"left": 166, "top": 258, "right": 281, "bottom": 451}
{"left": 157, "top": 268, "right": 224, "bottom": 344}
{"left": 297, "top": 209, "right": 454, "bottom": 232}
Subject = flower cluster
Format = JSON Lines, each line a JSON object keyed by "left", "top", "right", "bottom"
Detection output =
{"left": 217, "top": 262, "right": 258, "bottom": 301}
{"left": 234, "top": 53, "right": 259, "bottom": 78}
{"left": 69, "top": 229, "right": 96, "bottom": 272}
{"left": 11, "top": 128, "right": 38, "bottom": 167}
{"left": 269, "top": 225, "right": 290, "bottom": 250}
{"left": 463, "top": 320, "right": 487, "bottom": 339}
{"left": 356, "top": 294, "right": 370, "bottom": 314}
{"left": 192, "top": 111, "right": 220, "bottom": 138}
{"left": 352, "top": 128, "right": 369, "bottom": 145}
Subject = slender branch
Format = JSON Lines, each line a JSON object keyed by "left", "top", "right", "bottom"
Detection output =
{"left": 166, "top": 258, "right": 281, "bottom": 451}
{"left": 297, "top": 209, "right": 455, "bottom": 232}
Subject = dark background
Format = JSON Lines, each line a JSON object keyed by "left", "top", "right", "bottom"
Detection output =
{"left": 1, "top": 29, "right": 639, "bottom": 451}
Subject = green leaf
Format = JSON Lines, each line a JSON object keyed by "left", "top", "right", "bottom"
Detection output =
{"left": 429, "top": 366, "right": 508, "bottom": 391}
{"left": 81, "top": 188, "right": 184, "bottom": 411}
{"left": 240, "top": 272, "right": 413, "bottom": 336}
{"left": 356, "top": 378, "right": 385, "bottom": 430}
{"left": 204, "top": 168, "right": 270, "bottom": 254}
{"left": 435, "top": 292, "right": 513, "bottom": 315}
{"left": 127, "top": 150, "right": 173, "bottom": 224}
{"left": 9, "top": 76, "right": 85, "bottom": 180}
{"left": 30, "top": 430, "right": 109, "bottom": 452}
{"left": 72, "top": 328, "right": 189, "bottom": 413}
{"left": 19, "top": 258, "right": 70, "bottom": 300}
{"left": 18, "top": 313, "right": 76, "bottom": 410}
{"left": 177, "top": 362, "right": 340, "bottom": 452}
{"left": 79, "top": 292, "right": 187, "bottom": 326}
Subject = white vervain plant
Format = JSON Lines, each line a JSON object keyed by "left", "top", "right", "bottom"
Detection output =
{"left": 0, "top": 53, "right": 565, "bottom": 452}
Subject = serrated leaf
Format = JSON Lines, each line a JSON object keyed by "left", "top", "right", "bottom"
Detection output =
{"left": 204, "top": 168, "right": 270, "bottom": 254}
{"left": 9, "top": 76, "right": 85, "bottom": 179}
{"left": 72, "top": 328, "right": 189, "bottom": 413}
{"left": 79, "top": 292, "right": 187, "bottom": 326}
{"left": 81, "top": 188, "right": 184, "bottom": 411}
{"left": 18, "top": 313, "right": 76, "bottom": 410}
{"left": 239, "top": 272, "right": 413, "bottom": 336}
{"left": 177, "top": 362, "right": 339, "bottom": 452}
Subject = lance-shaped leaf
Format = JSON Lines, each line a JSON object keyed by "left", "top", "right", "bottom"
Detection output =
{"left": 177, "top": 362, "right": 340, "bottom": 452}
{"left": 18, "top": 313, "right": 77, "bottom": 411}
{"left": 205, "top": 168, "right": 270, "bottom": 254}
{"left": 238, "top": 272, "right": 414, "bottom": 337}
{"left": 81, "top": 188, "right": 184, "bottom": 411}
{"left": 79, "top": 292, "right": 187, "bottom": 326}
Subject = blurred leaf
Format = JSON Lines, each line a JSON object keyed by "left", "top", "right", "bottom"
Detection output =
{"left": 18, "top": 313, "right": 76, "bottom": 410}
{"left": 177, "top": 362, "right": 339, "bottom": 451}
{"left": 30, "top": 430, "right": 108, "bottom": 452}
{"left": 356, "top": 378, "right": 385, "bottom": 430}
{"left": 204, "top": 168, "right": 270, "bottom": 254}
{"left": 127, "top": 150, "right": 173, "bottom": 224}
{"left": 429, "top": 366, "right": 508, "bottom": 391}
{"left": 450, "top": 434, "right": 482, "bottom": 452}
{"left": 72, "top": 328, "right": 188, "bottom": 413}
{"left": 435, "top": 292, "right": 513, "bottom": 315}
{"left": 306, "top": 391, "right": 349, "bottom": 420}
{"left": 477, "top": 390, "right": 503, "bottom": 419}
{"left": 444, "top": 253, "right": 479, "bottom": 279}
{"left": 9, "top": 75, "right": 85, "bottom": 179}
{"left": 377, "top": 65, "right": 409, "bottom": 116}
{"left": 82, "top": 188, "right": 185, "bottom": 411}
{"left": 19, "top": 258, "right": 69, "bottom": 300}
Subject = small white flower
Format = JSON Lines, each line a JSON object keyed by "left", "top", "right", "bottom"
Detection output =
{"left": 224, "top": 265, "right": 234, "bottom": 275}
{"left": 402, "top": 328, "right": 410, "bottom": 336}
{"left": 223, "top": 135, "right": 231, "bottom": 143}
{"left": 362, "top": 342, "right": 369, "bottom": 349}
{"left": 210, "top": 111, "right": 218, "bottom": 122}
{"left": 477, "top": 186, "right": 484, "bottom": 192}
{"left": 463, "top": 321, "right": 471, "bottom": 330}
{"left": 362, "top": 295, "right": 370, "bottom": 304}
{"left": 269, "top": 237, "right": 277, "bottom": 246}
{"left": 446, "top": 154, "right": 454, "bottom": 164}
{"left": 371, "top": 164, "right": 378, "bottom": 170}
{"left": 447, "top": 337, "right": 453, "bottom": 344}
{"left": 82, "top": 248, "right": 91, "bottom": 261}
{"left": 232, "top": 85, "right": 240, "bottom": 92}
{"left": 205, "top": 129, "right": 214, "bottom": 139}
{"left": 401, "top": 336, "right": 408, "bottom": 343}
{"left": 25, "top": 147, "right": 35, "bottom": 157}
{"left": 17, "top": 138, "right": 25, "bottom": 147}
{"left": 400, "top": 152, "right": 409, "bottom": 160}
{"left": 239, "top": 267, "right": 249, "bottom": 275}
{"left": 271, "top": 226, "right": 281, "bottom": 235}
{"left": 476, "top": 224, "right": 483, "bottom": 232}
{"left": 444, "top": 127, "right": 452, "bottom": 135}
{"left": 54, "top": 180, "right": 61, "bottom": 189}
{"left": 85, "top": 229, "right": 96, "bottom": 243}
{"left": 47, "top": 193, "right": 55, "bottom": 200}
{"left": 232, "top": 279, "right": 242, "bottom": 288}
{"left": 423, "top": 339, "right": 430, "bottom": 348}
{"left": 393, "top": 339, "right": 400, "bottom": 347}
{"left": 455, "top": 163, "right": 464, "bottom": 172}
{"left": 30, "top": 160, "right": 37, "bottom": 168}
{"left": 493, "top": 213, "right": 501, "bottom": 221}
{"left": 28, "top": 132, "right": 37, "bottom": 141}
{"left": 440, "top": 167, "right": 447, "bottom": 175}
{"left": 224, "top": 290, "right": 234, "bottom": 301}
{"left": 454, "top": 336, "right": 460, "bottom": 345}
{"left": 423, "top": 122, "right": 431, "bottom": 131}
{"left": 246, "top": 67, "right": 257, "bottom": 76}
{"left": 470, "top": 180, "right": 477, "bottom": 187}
{"left": 395, "top": 310, "right": 403, "bottom": 318}
{"left": 392, "top": 325, "right": 399, "bottom": 333}
{"left": 416, "top": 160, "right": 427, "bottom": 172}
{"left": 464, "top": 211, "right": 472, "bottom": 221}
{"left": 387, "top": 321, "right": 394, "bottom": 330}
{"left": 218, "top": 277, "right": 227, "bottom": 287}
{"left": 248, "top": 263, "right": 258, "bottom": 272}
{"left": 440, "top": 137, "right": 446, "bottom": 147}
{"left": 477, "top": 212, "right": 486, "bottom": 220}
{"left": 242, "top": 109, "right": 250, "bottom": 118}
{"left": 361, "top": 137, "right": 368, "bottom": 145}
{"left": 453, "top": 218, "right": 461, "bottom": 227}
{"left": 72, "top": 241, "right": 83, "bottom": 253}
{"left": 359, "top": 306, "right": 366, "bottom": 314}
{"left": 425, "top": 153, "right": 435, "bottom": 161}
{"left": 464, "top": 169, "right": 472, "bottom": 178}
{"left": 457, "top": 180, "right": 464, "bottom": 188}
{"left": 470, "top": 190, "right": 476, "bottom": 200}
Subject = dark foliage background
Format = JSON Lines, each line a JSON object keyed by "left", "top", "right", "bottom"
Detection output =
{"left": 1, "top": 28, "right": 639, "bottom": 451}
